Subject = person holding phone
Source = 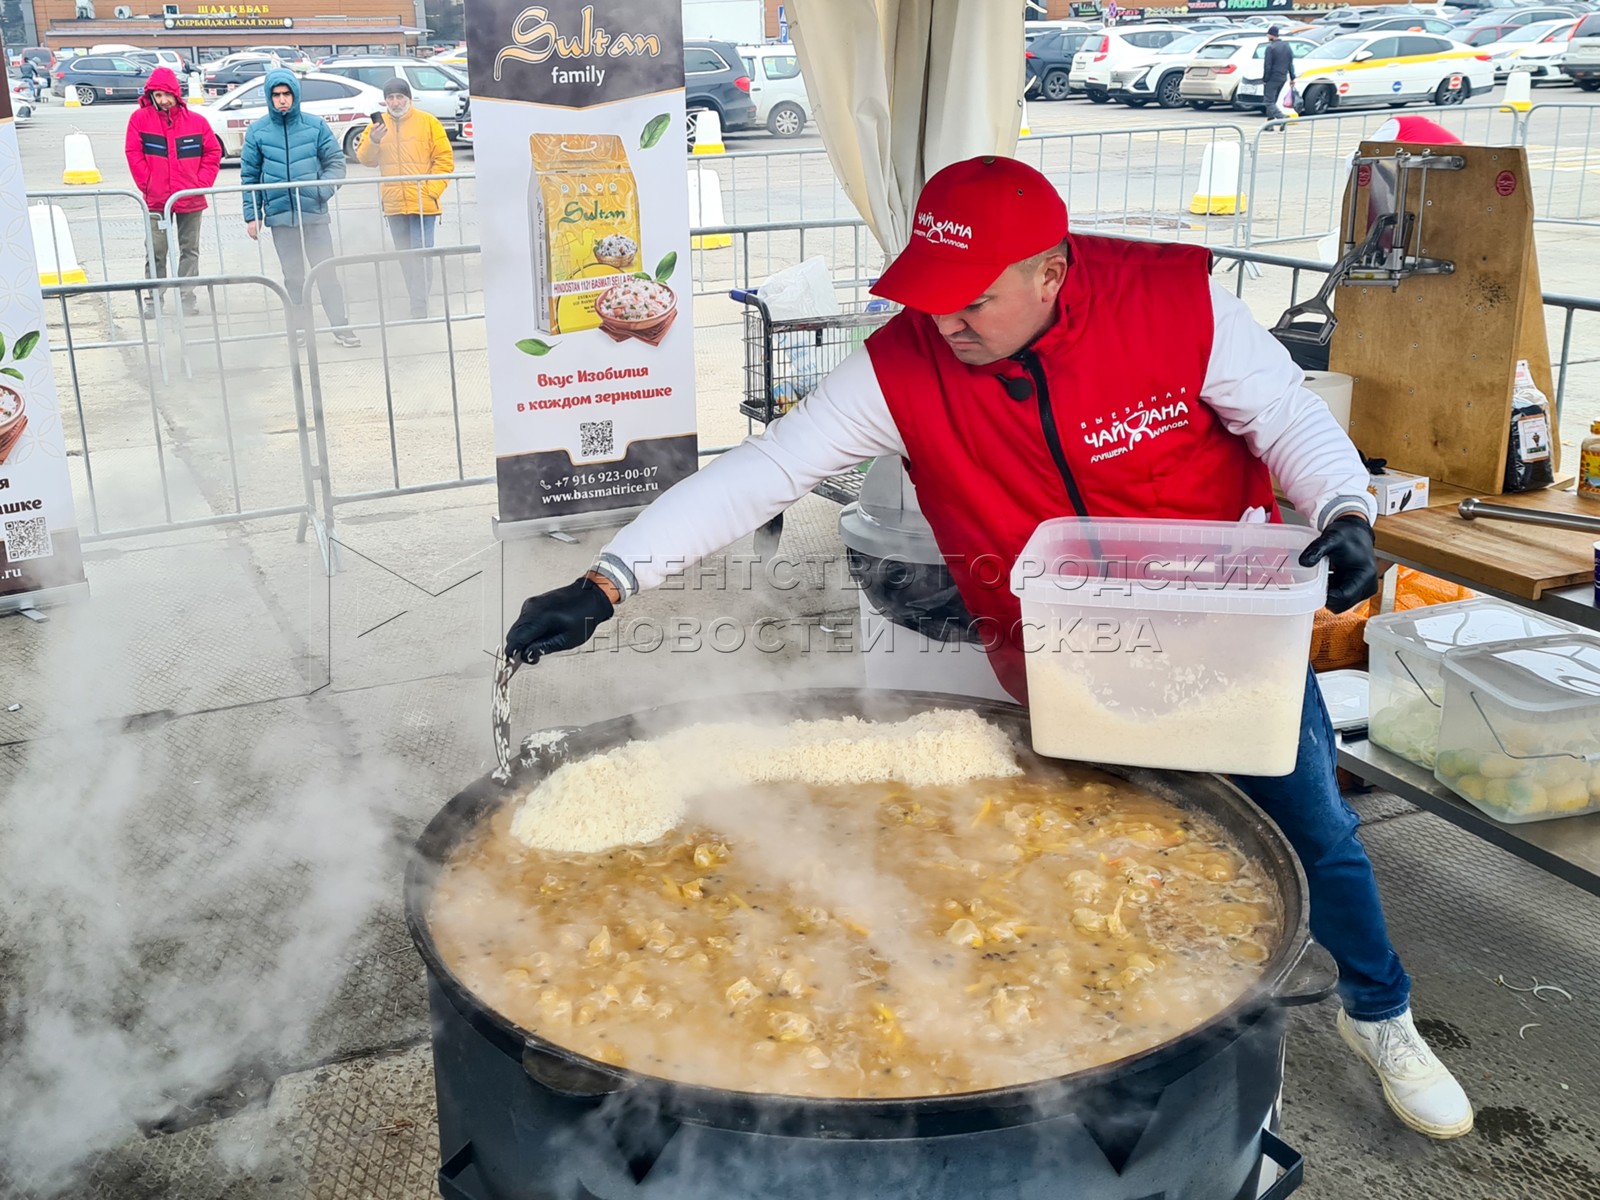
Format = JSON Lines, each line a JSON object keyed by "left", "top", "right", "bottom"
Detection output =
{"left": 356, "top": 77, "right": 454, "bottom": 320}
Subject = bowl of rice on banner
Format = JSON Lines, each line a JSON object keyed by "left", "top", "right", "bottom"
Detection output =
{"left": 593, "top": 234, "right": 638, "bottom": 269}
{"left": 595, "top": 277, "right": 678, "bottom": 335}
{"left": 0, "top": 384, "right": 26, "bottom": 464}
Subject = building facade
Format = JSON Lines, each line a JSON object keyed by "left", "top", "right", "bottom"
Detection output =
{"left": 32, "top": 1, "right": 427, "bottom": 60}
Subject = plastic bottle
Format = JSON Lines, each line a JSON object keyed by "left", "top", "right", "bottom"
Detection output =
{"left": 1578, "top": 420, "right": 1600, "bottom": 502}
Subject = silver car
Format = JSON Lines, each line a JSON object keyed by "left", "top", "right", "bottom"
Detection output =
{"left": 318, "top": 56, "right": 470, "bottom": 140}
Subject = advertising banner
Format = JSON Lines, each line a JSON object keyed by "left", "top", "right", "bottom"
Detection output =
{"left": 466, "top": 0, "right": 699, "bottom": 528}
{"left": 0, "top": 47, "right": 88, "bottom": 611}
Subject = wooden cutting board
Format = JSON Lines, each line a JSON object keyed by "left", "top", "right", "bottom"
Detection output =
{"left": 1376, "top": 485, "right": 1598, "bottom": 599}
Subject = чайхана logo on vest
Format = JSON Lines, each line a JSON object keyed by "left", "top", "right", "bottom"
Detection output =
{"left": 913, "top": 210, "right": 973, "bottom": 249}
{"left": 1082, "top": 390, "right": 1192, "bottom": 464}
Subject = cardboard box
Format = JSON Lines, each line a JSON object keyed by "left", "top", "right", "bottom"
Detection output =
{"left": 1368, "top": 470, "right": 1430, "bottom": 516}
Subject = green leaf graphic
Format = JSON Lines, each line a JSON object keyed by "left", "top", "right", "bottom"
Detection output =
{"left": 0, "top": 332, "right": 7, "bottom": 360}
{"left": 516, "top": 338, "right": 558, "bottom": 357}
{"left": 640, "top": 113, "right": 671, "bottom": 150}
{"left": 653, "top": 251, "right": 677, "bottom": 283}
{"left": 632, "top": 271, "right": 652, "bottom": 280}
{"left": 0, "top": 368, "right": 23, "bottom": 380}
{"left": 13, "top": 331, "right": 39, "bottom": 360}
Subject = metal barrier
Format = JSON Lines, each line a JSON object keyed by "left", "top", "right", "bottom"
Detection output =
{"left": 1521, "top": 102, "right": 1600, "bottom": 228}
{"left": 1242, "top": 103, "right": 1524, "bottom": 249}
{"left": 27, "top": 187, "right": 157, "bottom": 290}
{"left": 30, "top": 224, "right": 1600, "bottom": 566}
{"left": 41, "top": 274, "right": 323, "bottom": 549}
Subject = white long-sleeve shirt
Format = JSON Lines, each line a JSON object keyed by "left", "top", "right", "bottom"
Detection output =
{"left": 596, "top": 281, "right": 1374, "bottom": 599}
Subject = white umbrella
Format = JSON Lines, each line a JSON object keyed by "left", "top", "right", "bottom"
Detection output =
{"left": 788, "top": 0, "right": 1026, "bottom": 255}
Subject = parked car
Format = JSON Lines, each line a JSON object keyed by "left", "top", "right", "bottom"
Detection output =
{"left": 8, "top": 74, "right": 35, "bottom": 121}
{"left": 1111, "top": 30, "right": 1255, "bottom": 108}
{"left": 51, "top": 55, "right": 152, "bottom": 105}
{"left": 1184, "top": 37, "right": 1314, "bottom": 109}
{"left": 203, "top": 54, "right": 276, "bottom": 97}
{"left": 197, "top": 72, "right": 383, "bottom": 160}
{"left": 684, "top": 39, "right": 757, "bottom": 147}
{"left": 1343, "top": 15, "right": 1462, "bottom": 36}
{"left": 1561, "top": 12, "right": 1600, "bottom": 89}
{"left": 1070, "top": 24, "right": 1185, "bottom": 104}
{"left": 1293, "top": 30, "right": 1493, "bottom": 112}
{"left": 13, "top": 47, "right": 54, "bottom": 73}
{"left": 1025, "top": 27, "right": 1101, "bottom": 100}
{"left": 320, "top": 55, "right": 469, "bottom": 139}
{"left": 737, "top": 44, "right": 811, "bottom": 137}
{"left": 1458, "top": 24, "right": 1523, "bottom": 46}
{"left": 128, "top": 48, "right": 194, "bottom": 78}
{"left": 1459, "top": 6, "right": 1584, "bottom": 31}
{"left": 1480, "top": 18, "right": 1581, "bottom": 80}
{"left": 242, "top": 45, "right": 315, "bottom": 70}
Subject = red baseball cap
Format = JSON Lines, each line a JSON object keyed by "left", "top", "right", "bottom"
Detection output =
{"left": 870, "top": 156, "right": 1068, "bottom": 314}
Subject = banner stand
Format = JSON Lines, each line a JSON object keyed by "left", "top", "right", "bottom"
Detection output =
{"left": 1, "top": 580, "right": 89, "bottom": 619}
{"left": 490, "top": 506, "right": 651, "bottom": 542}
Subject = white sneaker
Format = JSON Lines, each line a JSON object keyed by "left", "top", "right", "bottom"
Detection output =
{"left": 1337, "top": 1008, "right": 1474, "bottom": 1139}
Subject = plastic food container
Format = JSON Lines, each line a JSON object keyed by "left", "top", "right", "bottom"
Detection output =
{"left": 1010, "top": 517, "right": 1328, "bottom": 776}
{"left": 1364, "top": 598, "right": 1576, "bottom": 769}
{"left": 1434, "top": 634, "right": 1600, "bottom": 823}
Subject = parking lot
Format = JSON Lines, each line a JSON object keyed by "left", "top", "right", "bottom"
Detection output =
{"left": 5, "top": 54, "right": 1600, "bottom": 1200}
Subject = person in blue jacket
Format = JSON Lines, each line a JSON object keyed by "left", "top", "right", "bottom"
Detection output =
{"left": 240, "top": 69, "right": 361, "bottom": 348}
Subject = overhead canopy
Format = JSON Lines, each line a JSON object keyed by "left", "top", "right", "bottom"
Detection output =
{"left": 788, "top": 0, "right": 1026, "bottom": 256}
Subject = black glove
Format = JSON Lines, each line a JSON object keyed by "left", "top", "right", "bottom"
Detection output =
{"left": 505, "top": 576, "right": 615, "bottom": 664}
{"left": 1299, "top": 515, "right": 1378, "bottom": 614}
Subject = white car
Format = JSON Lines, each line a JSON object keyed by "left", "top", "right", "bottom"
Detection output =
{"left": 8, "top": 74, "right": 34, "bottom": 121}
{"left": 1292, "top": 30, "right": 1494, "bottom": 113}
{"left": 320, "top": 56, "right": 470, "bottom": 139}
{"left": 1186, "top": 37, "right": 1314, "bottom": 109}
{"left": 1479, "top": 19, "right": 1579, "bottom": 81}
{"left": 1070, "top": 24, "right": 1185, "bottom": 104}
{"left": 737, "top": 44, "right": 812, "bottom": 137}
{"left": 1563, "top": 13, "right": 1600, "bottom": 91}
{"left": 1112, "top": 29, "right": 1262, "bottom": 108}
{"left": 198, "top": 72, "right": 383, "bottom": 161}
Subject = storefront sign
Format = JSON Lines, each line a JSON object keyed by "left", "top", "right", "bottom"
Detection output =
{"left": 465, "top": 0, "right": 697, "bottom": 528}
{"left": 165, "top": 15, "right": 294, "bottom": 29}
{"left": 0, "top": 40, "right": 87, "bottom": 611}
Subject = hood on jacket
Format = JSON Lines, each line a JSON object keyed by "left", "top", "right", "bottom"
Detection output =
{"left": 141, "top": 66, "right": 186, "bottom": 108}
{"left": 263, "top": 67, "right": 301, "bottom": 121}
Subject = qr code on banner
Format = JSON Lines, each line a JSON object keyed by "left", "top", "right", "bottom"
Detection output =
{"left": 3, "top": 517, "right": 52, "bottom": 562}
{"left": 579, "top": 420, "right": 614, "bottom": 458}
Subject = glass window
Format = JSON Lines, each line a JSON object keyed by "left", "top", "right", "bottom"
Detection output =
{"left": 407, "top": 66, "right": 459, "bottom": 90}
{"left": 1307, "top": 37, "right": 1364, "bottom": 60}
{"left": 1578, "top": 15, "right": 1600, "bottom": 38}
{"left": 1197, "top": 42, "right": 1240, "bottom": 60}
{"left": 684, "top": 48, "right": 727, "bottom": 73}
{"left": 1363, "top": 37, "right": 1403, "bottom": 59}
{"left": 224, "top": 82, "right": 264, "bottom": 109}
{"left": 76, "top": 58, "right": 109, "bottom": 71}
{"left": 741, "top": 55, "right": 755, "bottom": 75}
{"left": 1397, "top": 36, "right": 1438, "bottom": 57}
{"left": 1503, "top": 24, "right": 1552, "bottom": 43}
{"left": 761, "top": 54, "right": 800, "bottom": 79}
{"left": 298, "top": 78, "right": 354, "bottom": 102}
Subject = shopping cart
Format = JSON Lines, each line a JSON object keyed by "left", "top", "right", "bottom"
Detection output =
{"left": 730, "top": 288, "right": 897, "bottom": 555}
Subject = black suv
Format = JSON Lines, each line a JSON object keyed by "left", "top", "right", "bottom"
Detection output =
{"left": 52, "top": 55, "right": 152, "bottom": 105}
{"left": 1026, "top": 28, "right": 1099, "bottom": 100}
{"left": 685, "top": 39, "right": 757, "bottom": 148}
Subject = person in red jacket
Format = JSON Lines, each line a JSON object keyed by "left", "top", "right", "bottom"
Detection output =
{"left": 124, "top": 67, "right": 222, "bottom": 318}
{"left": 501, "top": 156, "right": 1474, "bottom": 1140}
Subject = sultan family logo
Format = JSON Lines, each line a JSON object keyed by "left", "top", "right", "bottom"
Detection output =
{"left": 1082, "top": 389, "right": 1193, "bottom": 463}
{"left": 913, "top": 210, "right": 974, "bottom": 249}
{"left": 495, "top": 4, "right": 664, "bottom": 82}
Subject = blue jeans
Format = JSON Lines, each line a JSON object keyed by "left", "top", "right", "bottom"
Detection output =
{"left": 1233, "top": 666, "right": 1412, "bottom": 1021}
{"left": 387, "top": 214, "right": 437, "bottom": 316}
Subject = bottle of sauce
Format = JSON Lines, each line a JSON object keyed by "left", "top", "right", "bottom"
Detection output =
{"left": 1578, "top": 420, "right": 1600, "bottom": 502}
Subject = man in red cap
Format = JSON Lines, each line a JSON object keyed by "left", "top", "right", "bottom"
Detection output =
{"left": 503, "top": 156, "right": 1473, "bottom": 1139}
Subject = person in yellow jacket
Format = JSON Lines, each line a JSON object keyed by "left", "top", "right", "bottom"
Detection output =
{"left": 356, "top": 77, "right": 455, "bottom": 319}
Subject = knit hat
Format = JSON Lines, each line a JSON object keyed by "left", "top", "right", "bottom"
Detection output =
{"left": 383, "top": 77, "right": 411, "bottom": 98}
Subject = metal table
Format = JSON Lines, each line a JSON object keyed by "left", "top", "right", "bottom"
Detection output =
{"left": 1337, "top": 538, "right": 1600, "bottom": 894}
{"left": 1339, "top": 736, "right": 1600, "bottom": 899}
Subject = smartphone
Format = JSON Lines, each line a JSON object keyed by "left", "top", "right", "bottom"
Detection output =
{"left": 369, "top": 111, "right": 385, "bottom": 125}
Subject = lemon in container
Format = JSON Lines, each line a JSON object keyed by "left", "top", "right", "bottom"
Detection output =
{"left": 1434, "top": 634, "right": 1600, "bottom": 823}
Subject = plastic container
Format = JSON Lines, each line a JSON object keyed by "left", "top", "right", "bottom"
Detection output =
{"left": 1434, "top": 634, "right": 1600, "bottom": 823}
{"left": 1578, "top": 420, "right": 1600, "bottom": 501}
{"left": 1010, "top": 517, "right": 1328, "bottom": 776}
{"left": 1316, "top": 669, "right": 1370, "bottom": 733}
{"left": 1364, "top": 598, "right": 1577, "bottom": 769}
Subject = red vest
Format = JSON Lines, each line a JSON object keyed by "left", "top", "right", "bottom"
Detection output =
{"left": 864, "top": 234, "right": 1278, "bottom": 702}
